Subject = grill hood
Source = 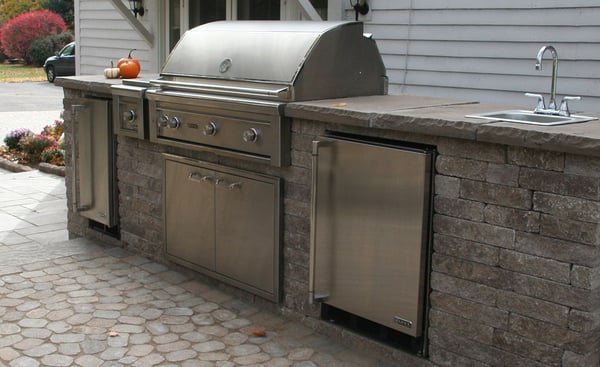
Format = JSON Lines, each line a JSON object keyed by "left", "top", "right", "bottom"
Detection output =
{"left": 156, "top": 20, "right": 387, "bottom": 102}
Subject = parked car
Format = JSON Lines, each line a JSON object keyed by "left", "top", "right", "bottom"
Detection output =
{"left": 43, "top": 42, "right": 75, "bottom": 82}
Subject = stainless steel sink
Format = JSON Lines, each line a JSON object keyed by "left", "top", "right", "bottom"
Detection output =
{"left": 466, "top": 110, "right": 597, "bottom": 126}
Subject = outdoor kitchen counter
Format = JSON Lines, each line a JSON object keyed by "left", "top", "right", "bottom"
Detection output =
{"left": 58, "top": 75, "right": 600, "bottom": 160}
{"left": 286, "top": 95, "right": 600, "bottom": 158}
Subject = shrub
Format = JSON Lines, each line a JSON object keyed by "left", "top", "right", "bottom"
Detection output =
{"left": 49, "top": 32, "right": 72, "bottom": 50}
{"left": 40, "top": 147, "right": 64, "bottom": 165}
{"left": 0, "top": 10, "right": 67, "bottom": 61}
{"left": 4, "top": 128, "right": 33, "bottom": 150}
{"left": 18, "top": 133, "right": 55, "bottom": 163}
{"left": 42, "top": 119, "right": 64, "bottom": 140}
{"left": 27, "top": 37, "right": 54, "bottom": 66}
{"left": 27, "top": 33, "right": 73, "bottom": 66}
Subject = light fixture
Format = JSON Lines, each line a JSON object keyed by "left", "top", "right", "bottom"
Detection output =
{"left": 128, "top": 0, "right": 144, "bottom": 18}
{"left": 352, "top": 0, "right": 369, "bottom": 20}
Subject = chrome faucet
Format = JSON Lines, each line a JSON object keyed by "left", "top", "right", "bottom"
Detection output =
{"left": 526, "top": 45, "right": 581, "bottom": 117}
{"left": 536, "top": 45, "right": 559, "bottom": 110}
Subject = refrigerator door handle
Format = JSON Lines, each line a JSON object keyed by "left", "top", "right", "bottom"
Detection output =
{"left": 309, "top": 139, "right": 333, "bottom": 304}
{"left": 72, "top": 104, "right": 94, "bottom": 212}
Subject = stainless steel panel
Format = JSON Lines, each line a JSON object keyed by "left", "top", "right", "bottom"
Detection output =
{"left": 164, "top": 160, "right": 215, "bottom": 270}
{"left": 112, "top": 84, "right": 147, "bottom": 139}
{"left": 215, "top": 171, "right": 279, "bottom": 296}
{"left": 311, "top": 137, "right": 432, "bottom": 337}
{"left": 71, "top": 98, "right": 116, "bottom": 227}
{"left": 148, "top": 97, "right": 290, "bottom": 167}
{"left": 154, "top": 106, "right": 273, "bottom": 157}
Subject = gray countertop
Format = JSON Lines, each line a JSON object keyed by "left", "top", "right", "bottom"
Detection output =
{"left": 286, "top": 95, "right": 600, "bottom": 158}
{"left": 56, "top": 75, "right": 600, "bottom": 158}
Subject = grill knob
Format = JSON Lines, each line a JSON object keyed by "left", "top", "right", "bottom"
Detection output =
{"left": 242, "top": 128, "right": 260, "bottom": 143}
{"left": 168, "top": 116, "right": 181, "bottom": 129}
{"left": 123, "top": 110, "right": 137, "bottom": 122}
{"left": 158, "top": 115, "right": 169, "bottom": 128}
{"left": 203, "top": 122, "right": 218, "bottom": 136}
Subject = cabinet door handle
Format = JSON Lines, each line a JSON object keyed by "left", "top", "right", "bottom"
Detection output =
{"left": 188, "top": 172, "right": 213, "bottom": 184}
{"left": 215, "top": 179, "right": 242, "bottom": 190}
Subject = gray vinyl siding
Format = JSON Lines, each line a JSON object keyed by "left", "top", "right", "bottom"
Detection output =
{"left": 77, "top": 0, "right": 151, "bottom": 76}
{"left": 360, "top": 1, "right": 600, "bottom": 112}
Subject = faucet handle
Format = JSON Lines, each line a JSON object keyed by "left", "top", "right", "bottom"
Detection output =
{"left": 558, "top": 96, "right": 581, "bottom": 117}
{"left": 525, "top": 93, "right": 546, "bottom": 112}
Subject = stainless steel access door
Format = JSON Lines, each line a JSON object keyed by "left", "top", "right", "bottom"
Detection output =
{"left": 71, "top": 98, "right": 116, "bottom": 227}
{"left": 310, "top": 136, "right": 433, "bottom": 337}
{"left": 164, "top": 160, "right": 215, "bottom": 270}
{"left": 215, "top": 171, "right": 278, "bottom": 296}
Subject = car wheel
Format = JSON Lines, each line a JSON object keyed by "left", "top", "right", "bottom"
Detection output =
{"left": 46, "top": 66, "right": 56, "bottom": 83}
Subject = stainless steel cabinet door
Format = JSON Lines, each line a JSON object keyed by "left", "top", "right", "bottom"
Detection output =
{"left": 311, "top": 137, "right": 432, "bottom": 337}
{"left": 164, "top": 159, "right": 215, "bottom": 270}
{"left": 215, "top": 172, "right": 278, "bottom": 297}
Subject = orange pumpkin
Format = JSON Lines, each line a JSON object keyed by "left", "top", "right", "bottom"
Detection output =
{"left": 118, "top": 49, "right": 141, "bottom": 79}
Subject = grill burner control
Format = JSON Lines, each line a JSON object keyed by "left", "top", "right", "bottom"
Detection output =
{"left": 242, "top": 128, "right": 260, "bottom": 143}
{"left": 157, "top": 115, "right": 181, "bottom": 129}
{"left": 203, "top": 122, "right": 218, "bottom": 136}
{"left": 123, "top": 110, "right": 137, "bottom": 122}
{"left": 168, "top": 117, "right": 182, "bottom": 129}
{"left": 158, "top": 115, "right": 169, "bottom": 128}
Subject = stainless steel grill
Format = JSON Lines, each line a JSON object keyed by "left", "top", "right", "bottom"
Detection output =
{"left": 145, "top": 20, "right": 387, "bottom": 166}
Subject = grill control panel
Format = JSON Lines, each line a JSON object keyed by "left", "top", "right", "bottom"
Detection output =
{"left": 146, "top": 95, "right": 290, "bottom": 167}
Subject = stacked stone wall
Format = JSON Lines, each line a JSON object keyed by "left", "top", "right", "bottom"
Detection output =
{"left": 430, "top": 139, "right": 600, "bottom": 367}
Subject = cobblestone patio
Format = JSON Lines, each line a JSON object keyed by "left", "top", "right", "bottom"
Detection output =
{"left": 0, "top": 170, "right": 388, "bottom": 367}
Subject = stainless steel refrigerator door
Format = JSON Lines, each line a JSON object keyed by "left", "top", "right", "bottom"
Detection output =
{"left": 310, "top": 137, "right": 432, "bottom": 337}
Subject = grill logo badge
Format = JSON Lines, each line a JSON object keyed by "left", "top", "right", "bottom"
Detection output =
{"left": 394, "top": 316, "right": 413, "bottom": 329}
{"left": 219, "top": 58, "right": 233, "bottom": 73}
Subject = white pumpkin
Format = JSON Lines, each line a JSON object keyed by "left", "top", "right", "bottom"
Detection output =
{"left": 104, "top": 61, "right": 120, "bottom": 79}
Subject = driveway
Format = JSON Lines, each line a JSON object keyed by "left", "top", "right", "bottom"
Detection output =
{"left": 0, "top": 81, "right": 64, "bottom": 140}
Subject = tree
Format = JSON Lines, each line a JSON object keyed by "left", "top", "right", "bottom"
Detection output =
{"left": 0, "top": 10, "right": 67, "bottom": 60}
{"left": 41, "top": 0, "right": 73, "bottom": 30}
{"left": 0, "top": 0, "right": 43, "bottom": 23}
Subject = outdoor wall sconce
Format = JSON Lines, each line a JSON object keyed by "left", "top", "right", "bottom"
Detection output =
{"left": 352, "top": 0, "right": 369, "bottom": 20}
{"left": 128, "top": 0, "right": 145, "bottom": 18}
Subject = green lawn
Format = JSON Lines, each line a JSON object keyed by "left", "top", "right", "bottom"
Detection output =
{"left": 0, "top": 63, "right": 46, "bottom": 82}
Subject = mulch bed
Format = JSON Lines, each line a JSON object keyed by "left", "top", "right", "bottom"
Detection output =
{"left": 0, "top": 148, "right": 65, "bottom": 176}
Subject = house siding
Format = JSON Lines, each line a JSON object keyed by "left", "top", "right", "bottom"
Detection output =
{"left": 354, "top": 1, "right": 600, "bottom": 112}
{"left": 76, "top": 0, "right": 153, "bottom": 76}
{"left": 76, "top": 1, "right": 600, "bottom": 112}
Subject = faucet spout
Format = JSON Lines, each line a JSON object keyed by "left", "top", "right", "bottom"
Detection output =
{"left": 535, "top": 45, "right": 559, "bottom": 110}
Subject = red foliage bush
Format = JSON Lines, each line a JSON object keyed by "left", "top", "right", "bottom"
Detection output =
{"left": 0, "top": 10, "right": 66, "bottom": 60}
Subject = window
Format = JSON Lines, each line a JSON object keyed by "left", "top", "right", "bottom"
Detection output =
{"left": 237, "top": 0, "right": 280, "bottom": 20}
{"left": 189, "top": 1, "right": 227, "bottom": 29}
{"left": 165, "top": 0, "right": 330, "bottom": 58}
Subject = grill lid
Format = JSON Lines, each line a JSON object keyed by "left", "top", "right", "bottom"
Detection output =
{"left": 158, "top": 20, "right": 387, "bottom": 101}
